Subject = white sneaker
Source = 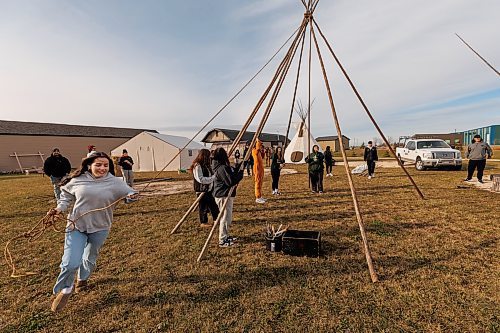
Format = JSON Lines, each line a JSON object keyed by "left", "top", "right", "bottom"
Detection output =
{"left": 368, "top": 176, "right": 372, "bottom": 179}
{"left": 371, "top": 174, "right": 375, "bottom": 178}
{"left": 256, "top": 198, "right": 266, "bottom": 204}
{"left": 329, "top": 173, "right": 333, "bottom": 177}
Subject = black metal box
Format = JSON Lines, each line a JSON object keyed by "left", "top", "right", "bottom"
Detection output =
{"left": 282, "top": 230, "right": 321, "bottom": 257}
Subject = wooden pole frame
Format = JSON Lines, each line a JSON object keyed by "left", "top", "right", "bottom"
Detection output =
{"left": 172, "top": 1, "right": 426, "bottom": 282}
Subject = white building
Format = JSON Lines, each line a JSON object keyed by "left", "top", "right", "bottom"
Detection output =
{"left": 111, "top": 132, "right": 204, "bottom": 172}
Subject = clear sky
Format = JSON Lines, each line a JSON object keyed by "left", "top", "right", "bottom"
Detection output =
{"left": 0, "top": 0, "right": 499, "bottom": 144}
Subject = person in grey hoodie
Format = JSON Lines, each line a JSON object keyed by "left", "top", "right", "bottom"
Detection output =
{"left": 465, "top": 134, "right": 493, "bottom": 183}
{"left": 212, "top": 147, "right": 244, "bottom": 247}
{"left": 48, "top": 152, "right": 138, "bottom": 313}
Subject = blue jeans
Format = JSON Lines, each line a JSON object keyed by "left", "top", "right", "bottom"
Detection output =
{"left": 50, "top": 176, "right": 63, "bottom": 201}
{"left": 53, "top": 229, "right": 109, "bottom": 294}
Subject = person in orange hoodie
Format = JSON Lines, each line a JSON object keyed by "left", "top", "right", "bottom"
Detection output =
{"left": 252, "top": 140, "right": 266, "bottom": 204}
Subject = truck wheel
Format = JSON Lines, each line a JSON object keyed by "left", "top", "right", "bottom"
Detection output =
{"left": 415, "top": 157, "right": 426, "bottom": 171}
{"left": 398, "top": 154, "right": 405, "bottom": 165}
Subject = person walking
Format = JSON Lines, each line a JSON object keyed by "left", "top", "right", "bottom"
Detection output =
{"left": 43, "top": 148, "right": 72, "bottom": 202}
{"left": 305, "top": 145, "right": 325, "bottom": 194}
{"left": 265, "top": 147, "right": 271, "bottom": 167}
{"left": 465, "top": 134, "right": 493, "bottom": 183}
{"left": 191, "top": 149, "right": 219, "bottom": 227}
{"left": 118, "top": 149, "right": 134, "bottom": 187}
{"left": 271, "top": 146, "right": 285, "bottom": 195}
{"left": 364, "top": 141, "right": 378, "bottom": 179}
{"left": 252, "top": 140, "right": 266, "bottom": 203}
{"left": 212, "top": 148, "right": 244, "bottom": 247}
{"left": 324, "top": 146, "right": 334, "bottom": 177}
{"left": 48, "top": 152, "right": 137, "bottom": 312}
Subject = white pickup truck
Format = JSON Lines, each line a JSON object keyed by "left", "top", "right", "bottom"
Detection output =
{"left": 396, "top": 139, "right": 462, "bottom": 171}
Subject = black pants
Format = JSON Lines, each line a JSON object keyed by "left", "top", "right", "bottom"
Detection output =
{"left": 244, "top": 162, "right": 253, "bottom": 176}
{"left": 271, "top": 168, "right": 281, "bottom": 191}
{"left": 367, "top": 160, "right": 376, "bottom": 176}
{"left": 198, "top": 192, "right": 219, "bottom": 224}
{"left": 310, "top": 171, "right": 324, "bottom": 192}
{"left": 467, "top": 159, "right": 486, "bottom": 181}
{"left": 325, "top": 163, "right": 333, "bottom": 174}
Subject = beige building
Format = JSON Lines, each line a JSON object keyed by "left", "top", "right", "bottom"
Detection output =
{"left": 0, "top": 120, "right": 156, "bottom": 173}
{"left": 315, "top": 135, "right": 350, "bottom": 152}
{"left": 111, "top": 132, "right": 204, "bottom": 172}
{"left": 201, "top": 128, "right": 289, "bottom": 155}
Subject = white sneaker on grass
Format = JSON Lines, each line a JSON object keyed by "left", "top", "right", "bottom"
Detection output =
{"left": 255, "top": 198, "right": 266, "bottom": 204}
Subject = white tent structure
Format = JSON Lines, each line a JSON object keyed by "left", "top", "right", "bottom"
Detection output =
{"left": 284, "top": 101, "right": 322, "bottom": 164}
{"left": 111, "top": 132, "right": 204, "bottom": 172}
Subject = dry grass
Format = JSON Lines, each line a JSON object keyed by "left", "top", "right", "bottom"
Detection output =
{"left": 0, "top": 161, "right": 499, "bottom": 332}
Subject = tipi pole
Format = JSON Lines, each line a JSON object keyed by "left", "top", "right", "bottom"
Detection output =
{"left": 312, "top": 18, "right": 425, "bottom": 200}
{"left": 197, "top": 21, "right": 308, "bottom": 262}
{"left": 456, "top": 34, "right": 500, "bottom": 76}
{"left": 307, "top": 13, "right": 313, "bottom": 189}
{"left": 311, "top": 23, "right": 379, "bottom": 283}
{"left": 170, "top": 193, "right": 204, "bottom": 234}
{"left": 284, "top": 26, "right": 306, "bottom": 152}
{"left": 172, "top": 21, "right": 308, "bottom": 234}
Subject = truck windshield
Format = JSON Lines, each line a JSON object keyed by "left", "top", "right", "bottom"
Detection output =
{"left": 417, "top": 141, "right": 450, "bottom": 149}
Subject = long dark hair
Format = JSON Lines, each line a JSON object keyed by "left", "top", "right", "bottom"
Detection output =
{"left": 274, "top": 146, "right": 283, "bottom": 160}
{"left": 212, "top": 147, "right": 230, "bottom": 166}
{"left": 60, "top": 152, "right": 114, "bottom": 186}
{"left": 190, "top": 149, "right": 212, "bottom": 171}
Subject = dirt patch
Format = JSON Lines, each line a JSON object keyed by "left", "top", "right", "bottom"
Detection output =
{"left": 461, "top": 175, "right": 499, "bottom": 193}
{"left": 138, "top": 169, "right": 298, "bottom": 196}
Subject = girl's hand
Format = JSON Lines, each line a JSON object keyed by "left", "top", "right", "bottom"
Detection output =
{"left": 128, "top": 193, "right": 139, "bottom": 200}
{"left": 47, "top": 208, "right": 61, "bottom": 216}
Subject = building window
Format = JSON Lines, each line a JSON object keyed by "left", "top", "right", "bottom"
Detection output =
{"left": 188, "top": 150, "right": 193, "bottom": 157}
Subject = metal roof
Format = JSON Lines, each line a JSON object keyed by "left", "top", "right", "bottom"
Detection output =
{"left": 148, "top": 132, "right": 204, "bottom": 149}
{"left": 0, "top": 120, "right": 157, "bottom": 138}
{"left": 201, "top": 128, "right": 289, "bottom": 144}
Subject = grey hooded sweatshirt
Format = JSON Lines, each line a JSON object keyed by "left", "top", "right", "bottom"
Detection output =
{"left": 57, "top": 172, "right": 137, "bottom": 233}
{"left": 466, "top": 142, "right": 492, "bottom": 160}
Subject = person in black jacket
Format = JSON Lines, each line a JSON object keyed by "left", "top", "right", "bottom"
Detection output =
{"left": 271, "top": 146, "right": 285, "bottom": 195}
{"left": 324, "top": 146, "right": 334, "bottom": 177}
{"left": 364, "top": 141, "right": 378, "bottom": 179}
{"left": 212, "top": 147, "right": 244, "bottom": 247}
{"left": 190, "top": 149, "right": 219, "bottom": 226}
{"left": 43, "top": 148, "right": 72, "bottom": 201}
{"left": 305, "top": 145, "right": 325, "bottom": 193}
{"left": 118, "top": 149, "right": 134, "bottom": 187}
{"left": 243, "top": 144, "right": 253, "bottom": 176}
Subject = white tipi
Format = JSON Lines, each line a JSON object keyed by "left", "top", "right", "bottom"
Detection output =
{"left": 284, "top": 100, "right": 322, "bottom": 164}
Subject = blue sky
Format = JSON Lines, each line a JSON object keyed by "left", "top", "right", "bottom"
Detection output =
{"left": 0, "top": 0, "right": 498, "bottom": 144}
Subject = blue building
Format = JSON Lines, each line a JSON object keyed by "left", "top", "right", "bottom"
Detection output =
{"left": 462, "top": 125, "right": 499, "bottom": 146}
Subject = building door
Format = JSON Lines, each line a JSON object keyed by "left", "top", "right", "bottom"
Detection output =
{"left": 137, "top": 146, "right": 154, "bottom": 171}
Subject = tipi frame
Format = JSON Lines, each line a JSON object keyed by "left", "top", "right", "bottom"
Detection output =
{"left": 170, "top": 0, "right": 425, "bottom": 283}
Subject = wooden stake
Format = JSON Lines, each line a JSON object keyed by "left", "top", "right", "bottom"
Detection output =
{"left": 311, "top": 24, "right": 379, "bottom": 283}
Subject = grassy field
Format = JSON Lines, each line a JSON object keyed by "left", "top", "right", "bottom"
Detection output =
{"left": 0, "top": 161, "right": 499, "bottom": 332}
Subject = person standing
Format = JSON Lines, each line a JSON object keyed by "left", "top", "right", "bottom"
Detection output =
{"left": 48, "top": 152, "right": 137, "bottom": 312}
{"left": 265, "top": 147, "right": 271, "bottom": 167}
{"left": 271, "top": 146, "right": 285, "bottom": 195}
{"left": 191, "top": 149, "right": 219, "bottom": 226}
{"left": 212, "top": 148, "right": 244, "bottom": 247}
{"left": 305, "top": 145, "right": 325, "bottom": 194}
{"left": 234, "top": 149, "right": 241, "bottom": 165}
{"left": 324, "top": 146, "right": 334, "bottom": 177}
{"left": 364, "top": 141, "right": 378, "bottom": 179}
{"left": 43, "top": 148, "right": 72, "bottom": 202}
{"left": 465, "top": 134, "right": 493, "bottom": 183}
{"left": 118, "top": 149, "right": 134, "bottom": 187}
{"left": 243, "top": 144, "right": 253, "bottom": 176}
{"left": 252, "top": 140, "right": 266, "bottom": 203}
